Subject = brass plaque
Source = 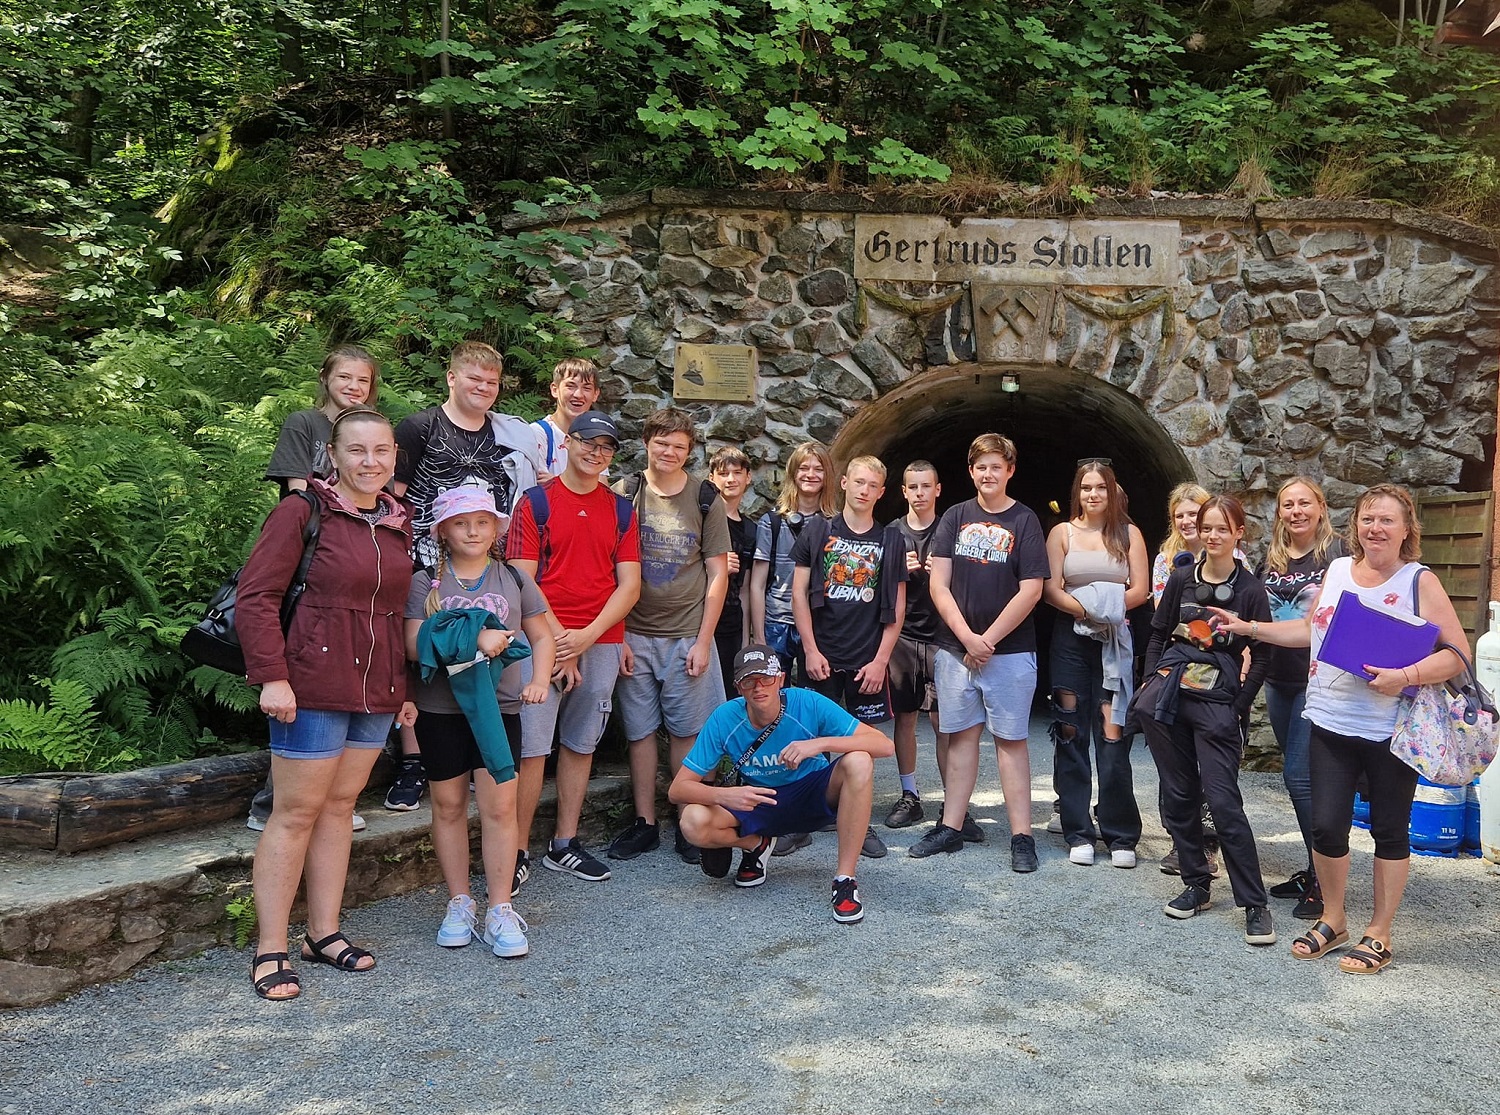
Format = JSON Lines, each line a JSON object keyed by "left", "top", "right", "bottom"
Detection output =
{"left": 855, "top": 216, "right": 1180, "bottom": 287}
{"left": 672, "top": 343, "right": 757, "bottom": 402}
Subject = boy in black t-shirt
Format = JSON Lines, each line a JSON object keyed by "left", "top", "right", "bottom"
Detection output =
{"left": 883, "top": 460, "right": 950, "bottom": 830}
{"left": 921, "top": 433, "right": 1049, "bottom": 872}
{"left": 791, "top": 455, "right": 907, "bottom": 859}
{"left": 709, "top": 446, "right": 758, "bottom": 699}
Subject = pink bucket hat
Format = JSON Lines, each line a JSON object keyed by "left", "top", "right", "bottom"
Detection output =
{"left": 430, "top": 484, "right": 510, "bottom": 540}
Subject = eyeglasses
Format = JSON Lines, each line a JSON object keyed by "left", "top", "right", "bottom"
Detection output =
{"left": 570, "top": 435, "right": 618, "bottom": 458}
{"left": 1076, "top": 457, "right": 1112, "bottom": 470}
{"left": 737, "top": 673, "right": 780, "bottom": 690}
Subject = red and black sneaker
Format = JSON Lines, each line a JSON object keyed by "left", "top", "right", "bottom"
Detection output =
{"left": 831, "top": 876, "right": 863, "bottom": 923}
{"left": 734, "top": 837, "right": 772, "bottom": 888}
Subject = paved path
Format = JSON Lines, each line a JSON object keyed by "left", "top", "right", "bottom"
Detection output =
{"left": 3, "top": 716, "right": 1498, "bottom": 1115}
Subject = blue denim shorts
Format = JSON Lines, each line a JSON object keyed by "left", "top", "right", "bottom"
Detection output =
{"left": 268, "top": 708, "right": 394, "bottom": 761}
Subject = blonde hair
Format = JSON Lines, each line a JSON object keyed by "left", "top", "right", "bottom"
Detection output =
{"left": 775, "top": 442, "right": 837, "bottom": 517}
{"left": 551, "top": 357, "right": 600, "bottom": 386}
{"left": 1157, "top": 481, "right": 1212, "bottom": 563}
{"left": 449, "top": 341, "right": 504, "bottom": 376}
{"left": 1348, "top": 484, "right": 1423, "bottom": 564}
{"left": 1265, "top": 476, "right": 1337, "bottom": 574}
{"left": 844, "top": 455, "right": 887, "bottom": 482}
{"left": 424, "top": 530, "right": 508, "bottom": 616}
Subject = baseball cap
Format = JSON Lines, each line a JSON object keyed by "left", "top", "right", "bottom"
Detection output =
{"left": 732, "top": 644, "right": 784, "bottom": 687}
{"left": 568, "top": 410, "right": 620, "bottom": 446}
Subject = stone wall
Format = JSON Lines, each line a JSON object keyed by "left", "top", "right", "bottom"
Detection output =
{"left": 518, "top": 192, "right": 1499, "bottom": 521}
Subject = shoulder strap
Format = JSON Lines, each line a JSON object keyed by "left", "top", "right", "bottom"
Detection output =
{"left": 612, "top": 492, "right": 634, "bottom": 544}
{"left": 770, "top": 512, "right": 782, "bottom": 560}
{"left": 279, "top": 490, "right": 322, "bottom": 628}
{"left": 730, "top": 694, "right": 786, "bottom": 777}
{"left": 538, "top": 419, "right": 557, "bottom": 471}
{"left": 1409, "top": 564, "right": 1428, "bottom": 618}
{"left": 698, "top": 478, "right": 716, "bottom": 521}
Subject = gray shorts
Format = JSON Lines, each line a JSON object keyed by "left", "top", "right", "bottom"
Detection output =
{"left": 616, "top": 633, "right": 724, "bottom": 741}
{"left": 517, "top": 642, "right": 623, "bottom": 759}
{"left": 935, "top": 648, "right": 1037, "bottom": 741}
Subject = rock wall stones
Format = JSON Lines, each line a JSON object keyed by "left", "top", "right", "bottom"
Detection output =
{"left": 524, "top": 193, "right": 1498, "bottom": 518}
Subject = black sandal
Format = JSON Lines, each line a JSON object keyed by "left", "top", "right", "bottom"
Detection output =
{"left": 302, "top": 931, "right": 376, "bottom": 971}
{"left": 252, "top": 951, "right": 301, "bottom": 1000}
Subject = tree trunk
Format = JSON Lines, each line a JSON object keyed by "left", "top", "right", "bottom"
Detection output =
{"left": 274, "top": 9, "right": 308, "bottom": 81}
{"left": 440, "top": 0, "right": 454, "bottom": 139}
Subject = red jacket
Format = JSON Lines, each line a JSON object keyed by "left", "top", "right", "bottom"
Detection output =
{"left": 239, "top": 478, "right": 413, "bottom": 713}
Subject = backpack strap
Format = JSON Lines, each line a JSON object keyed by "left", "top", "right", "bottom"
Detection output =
{"left": 279, "top": 490, "right": 322, "bottom": 628}
{"left": 534, "top": 418, "right": 557, "bottom": 473}
{"left": 524, "top": 484, "right": 553, "bottom": 581}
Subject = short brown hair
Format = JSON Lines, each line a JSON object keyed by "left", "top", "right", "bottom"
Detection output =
{"left": 903, "top": 460, "right": 938, "bottom": 483}
{"left": 1349, "top": 484, "right": 1422, "bottom": 563}
{"left": 449, "top": 341, "right": 504, "bottom": 376}
{"left": 551, "top": 357, "right": 600, "bottom": 386}
{"left": 642, "top": 407, "right": 697, "bottom": 446}
{"left": 968, "top": 433, "right": 1016, "bottom": 466}
{"left": 709, "top": 446, "right": 751, "bottom": 473}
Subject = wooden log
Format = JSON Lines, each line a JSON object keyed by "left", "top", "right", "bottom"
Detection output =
{"left": 55, "top": 751, "right": 271, "bottom": 854}
{"left": 0, "top": 776, "right": 64, "bottom": 849}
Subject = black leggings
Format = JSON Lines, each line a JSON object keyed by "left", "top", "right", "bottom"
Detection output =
{"left": 1308, "top": 722, "right": 1419, "bottom": 861}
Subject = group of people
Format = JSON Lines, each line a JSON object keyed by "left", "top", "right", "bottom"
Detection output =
{"left": 236, "top": 342, "right": 1470, "bottom": 1002}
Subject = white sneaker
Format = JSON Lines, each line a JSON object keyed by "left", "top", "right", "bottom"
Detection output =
{"left": 1068, "top": 844, "right": 1095, "bottom": 866}
{"left": 1045, "top": 811, "right": 1063, "bottom": 834}
{"left": 436, "top": 894, "right": 477, "bottom": 948}
{"left": 483, "top": 903, "right": 529, "bottom": 958}
{"left": 1111, "top": 848, "right": 1137, "bottom": 869}
{"left": 352, "top": 813, "right": 367, "bottom": 833}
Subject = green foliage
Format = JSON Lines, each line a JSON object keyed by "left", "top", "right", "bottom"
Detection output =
{"left": 224, "top": 892, "right": 257, "bottom": 949}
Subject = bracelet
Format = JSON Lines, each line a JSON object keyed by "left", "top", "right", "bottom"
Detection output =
{"left": 1250, "top": 621, "right": 1259, "bottom": 639}
{"left": 1402, "top": 667, "right": 1412, "bottom": 685}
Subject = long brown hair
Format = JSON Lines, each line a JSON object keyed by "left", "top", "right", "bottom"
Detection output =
{"left": 1070, "top": 459, "right": 1131, "bottom": 564}
{"left": 315, "top": 345, "right": 380, "bottom": 410}
{"left": 1264, "top": 476, "right": 1337, "bottom": 574}
{"left": 775, "top": 442, "right": 836, "bottom": 517}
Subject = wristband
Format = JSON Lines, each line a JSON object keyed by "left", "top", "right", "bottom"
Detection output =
{"left": 1250, "top": 621, "right": 1258, "bottom": 639}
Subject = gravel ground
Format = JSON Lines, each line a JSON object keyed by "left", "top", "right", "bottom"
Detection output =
{"left": 3, "top": 715, "right": 1498, "bottom": 1115}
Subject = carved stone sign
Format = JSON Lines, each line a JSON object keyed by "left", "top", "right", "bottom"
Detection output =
{"left": 854, "top": 216, "right": 1180, "bottom": 287}
{"left": 672, "top": 343, "right": 757, "bottom": 402}
{"left": 973, "top": 285, "right": 1056, "bottom": 363}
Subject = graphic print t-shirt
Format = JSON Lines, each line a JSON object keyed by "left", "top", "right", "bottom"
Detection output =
{"left": 681, "top": 687, "right": 858, "bottom": 789}
{"left": 405, "top": 562, "right": 547, "bottom": 714}
{"left": 396, "top": 407, "right": 519, "bottom": 571}
{"left": 612, "top": 474, "right": 730, "bottom": 639}
{"left": 791, "top": 515, "right": 906, "bottom": 672}
{"left": 931, "top": 498, "right": 1049, "bottom": 656}
{"left": 1258, "top": 539, "right": 1346, "bottom": 685}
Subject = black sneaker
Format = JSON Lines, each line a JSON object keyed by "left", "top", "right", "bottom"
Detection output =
{"left": 700, "top": 844, "right": 732, "bottom": 879}
{"left": 606, "top": 817, "right": 660, "bottom": 860}
{"left": 1293, "top": 878, "right": 1324, "bottom": 921}
{"left": 884, "top": 790, "right": 925, "bottom": 828}
{"left": 512, "top": 850, "right": 531, "bottom": 895}
{"left": 674, "top": 826, "right": 701, "bottom": 865}
{"left": 909, "top": 824, "right": 964, "bottom": 858}
{"left": 1163, "top": 884, "right": 1212, "bottom": 920}
{"left": 960, "top": 813, "right": 985, "bottom": 843}
{"left": 383, "top": 757, "right": 427, "bottom": 811}
{"left": 831, "top": 876, "right": 864, "bottom": 923}
{"left": 543, "top": 838, "right": 612, "bottom": 881}
{"left": 1270, "top": 869, "right": 1313, "bottom": 900}
{"left": 1245, "top": 905, "right": 1277, "bottom": 945}
{"left": 1010, "top": 833, "right": 1039, "bottom": 873}
{"left": 771, "top": 832, "right": 812, "bottom": 857}
{"left": 860, "top": 826, "right": 888, "bottom": 858}
{"left": 734, "top": 837, "right": 772, "bottom": 887}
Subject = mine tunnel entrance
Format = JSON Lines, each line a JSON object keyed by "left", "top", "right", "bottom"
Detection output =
{"left": 832, "top": 364, "right": 1196, "bottom": 549}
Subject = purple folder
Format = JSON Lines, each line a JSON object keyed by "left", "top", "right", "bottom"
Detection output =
{"left": 1316, "top": 590, "right": 1438, "bottom": 689}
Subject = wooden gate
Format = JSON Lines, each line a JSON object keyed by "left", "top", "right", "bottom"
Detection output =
{"left": 1416, "top": 491, "right": 1493, "bottom": 642}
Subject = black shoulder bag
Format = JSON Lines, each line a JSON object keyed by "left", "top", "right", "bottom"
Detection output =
{"left": 180, "top": 491, "right": 322, "bottom": 675}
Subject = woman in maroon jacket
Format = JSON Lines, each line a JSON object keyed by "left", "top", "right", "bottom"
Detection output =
{"left": 238, "top": 407, "right": 415, "bottom": 1001}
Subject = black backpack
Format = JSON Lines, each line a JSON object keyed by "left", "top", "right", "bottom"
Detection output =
{"left": 180, "top": 491, "right": 321, "bottom": 675}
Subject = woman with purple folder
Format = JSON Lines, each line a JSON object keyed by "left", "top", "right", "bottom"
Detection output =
{"left": 1214, "top": 484, "right": 1468, "bottom": 973}
{"left": 1257, "top": 478, "right": 1345, "bottom": 920}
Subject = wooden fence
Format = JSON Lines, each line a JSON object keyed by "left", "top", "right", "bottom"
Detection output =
{"left": 1417, "top": 490, "right": 1494, "bottom": 643}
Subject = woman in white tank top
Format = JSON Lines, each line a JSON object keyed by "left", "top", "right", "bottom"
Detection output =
{"left": 1214, "top": 485, "right": 1469, "bottom": 973}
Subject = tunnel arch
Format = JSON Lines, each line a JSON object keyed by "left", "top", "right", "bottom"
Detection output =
{"left": 829, "top": 364, "right": 1195, "bottom": 546}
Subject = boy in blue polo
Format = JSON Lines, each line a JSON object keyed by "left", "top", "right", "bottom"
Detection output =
{"left": 670, "top": 645, "right": 894, "bottom": 923}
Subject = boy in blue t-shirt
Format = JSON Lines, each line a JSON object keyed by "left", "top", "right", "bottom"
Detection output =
{"left": 669, "top": 645, "right": 894, "bottom": 923}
